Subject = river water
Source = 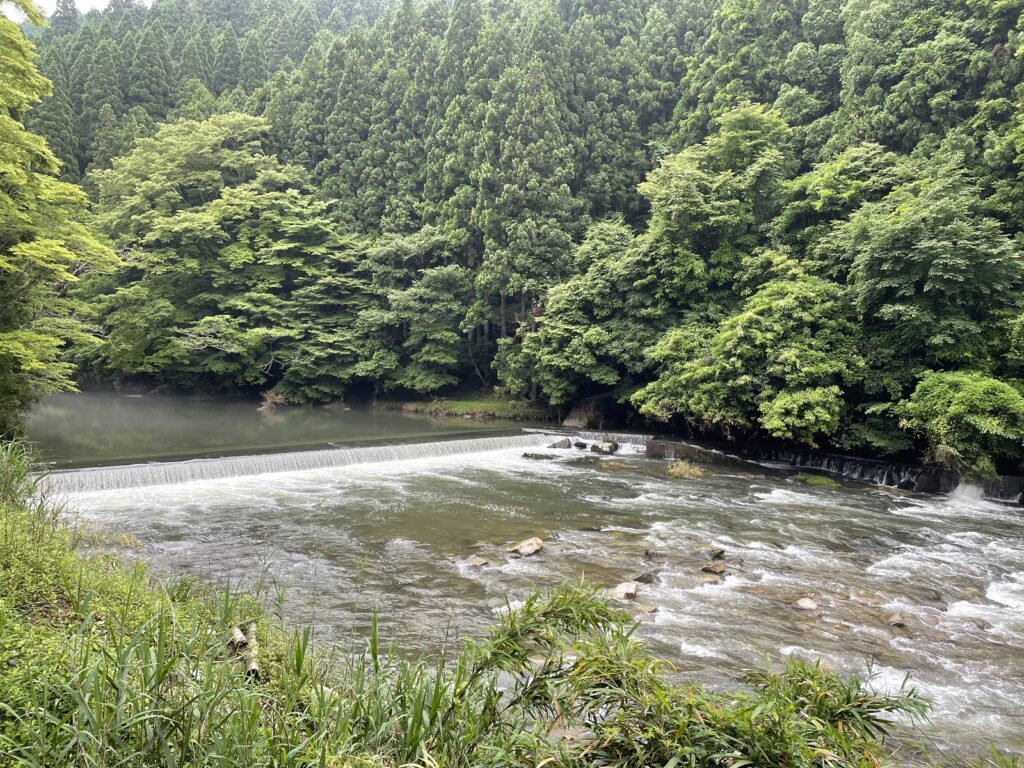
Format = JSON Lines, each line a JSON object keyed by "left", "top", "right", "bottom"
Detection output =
{"left": 27, "top": 393, "right": 1024, "bottom": 757}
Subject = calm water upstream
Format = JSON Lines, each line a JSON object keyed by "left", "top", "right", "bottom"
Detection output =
{"left": 28, "top": 393, "right": 1024, "bottom": 758}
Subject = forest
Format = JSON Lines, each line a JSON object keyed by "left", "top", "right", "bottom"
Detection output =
{"left": 4, "top": 0, "right": 1024, "bottom": 478}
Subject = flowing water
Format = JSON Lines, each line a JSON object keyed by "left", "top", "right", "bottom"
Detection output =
{"left": 27, "top": 393, "right": 1024, "bottom": 758}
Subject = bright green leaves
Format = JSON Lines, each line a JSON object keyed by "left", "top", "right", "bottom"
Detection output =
{"left": 900, "top": 371, "right": 1024, "bottom": 480}
{"left": 0, "top": 6, "right": 116, "bottom": 435}
{"left": 82, "top": 113, "right": 364, "bottom": 396}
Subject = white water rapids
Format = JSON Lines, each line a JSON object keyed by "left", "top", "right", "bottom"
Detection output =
{"left": 48, "top": 431, "right": 1024, "bottom": 757}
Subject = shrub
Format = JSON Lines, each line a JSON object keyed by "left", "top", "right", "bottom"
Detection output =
{"left": 900, "top": 371, "right": 1024, "bottom": 480}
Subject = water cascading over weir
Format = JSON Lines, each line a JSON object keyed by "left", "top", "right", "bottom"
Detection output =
{"left": 44, "top": 434, "right": 556, "bottom": 494}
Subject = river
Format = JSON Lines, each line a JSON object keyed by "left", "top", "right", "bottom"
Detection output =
{"left": 27, "top": 392, "right": 1024, "bottom": 758}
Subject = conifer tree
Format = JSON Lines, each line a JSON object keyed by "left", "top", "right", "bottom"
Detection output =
{"left": 316, "top": 25, "right": 376, "bottom": 230}
{"left": 169, "top": 77, "right": 217, "bottom": 121}
{"left": 179, "top": 36, "right": 213, "bottom": 90}
{"left": 79, "top": 39, "right": 123, "bottom": 168}
{"left": 26, "top": 49, "right": 79, "bottom": 179}
{"left": 50, "top": 0, "right": 80, "bottom": 36}
{"left": 128, "top": 26, "right": 174, "bottom": 118}
{"left": 213, "top": 29, "right": 241, "bottom": 94}
{"left": 239, "top": 33, "right": 269, "bottom": 92}
{"left": 476, "top": 60, "right": 578, "bottom": 337}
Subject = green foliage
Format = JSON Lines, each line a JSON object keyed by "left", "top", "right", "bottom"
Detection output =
{"left": 844, "top": 155, "right": 1023, "bottom": 372}
{"left": 635, "top": 254, "right": 863, "bottom": 447}
{"left": 900, "top": 371, "right": 1024, "bottom": 480}
{"left": 81, "top": 113, "right": 365, "bottom": 396}
{"left": 11, "top": 0, "right": 1024, "bottom": 472}
{"left": 0, "top": 8, "right": 115, "bottom": 437}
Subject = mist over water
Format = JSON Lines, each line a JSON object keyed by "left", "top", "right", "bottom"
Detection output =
{"left": 30, "top": 394, "right": 1024, "bottom": 757}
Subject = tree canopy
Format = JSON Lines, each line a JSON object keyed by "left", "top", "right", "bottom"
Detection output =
{"left": 2, "top": 0, "right": 1023, "bottom": 474}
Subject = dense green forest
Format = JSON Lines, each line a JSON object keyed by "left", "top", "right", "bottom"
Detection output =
{"left": 4, "top": 0, "right": 1024, "bottom": 478}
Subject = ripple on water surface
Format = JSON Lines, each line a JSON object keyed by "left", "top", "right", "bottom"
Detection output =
{"left": 60, "top": 437, "right": 1024, "bottom": 757}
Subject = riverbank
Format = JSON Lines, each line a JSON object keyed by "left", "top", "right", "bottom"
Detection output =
{"left": 0, "top": 440, "right": 967, "bottom": 767}
{"left": 375, "top": 393, "right": 556, "bottom": 421}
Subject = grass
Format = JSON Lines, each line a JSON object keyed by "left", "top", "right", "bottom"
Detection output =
{"left": 376, "top": 393, "right": 554, "bottom": 421}
{"left": 667, "top": 459, "right": 706, "bottom": 479}
{"left": 1, "top": 439, "right": 1017, "bottom": 767}
{"left": 794, "top": 472, "right": 843, "bottom": 489}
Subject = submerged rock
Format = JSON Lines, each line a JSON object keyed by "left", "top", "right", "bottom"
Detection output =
{"left": 462, "top": 555, "right": 490, "bottom": 568}
{"left": 643, "top": 548, "right": 668, "bottom": 560}
{"left": 794, "top": 473, "right": 841, "bottom": 489}
{"left": 568, "top": 455, "right": 601, "bottom": 466}
{"left": 591, "top": 441, "right": 619, "bottom": 455}
{"left": 522, "top": 452, "right": 556, "bottom": 461}
{"left": 606, "top": 581, "right": 641, "bottom": 600}
{"left": 548, "top": 438, "right": 572, "bottom": 449}
{"left": 507, "top": 537, "right": 544, "bottom": 557}
{"left": 693, "top": 545, "right": 726, "bottom": 560}
{"left": 633, "top": 603, "right": 659, "bottom": 622}
{"left": 667, "top": 460, "right": 705, "bottom": 479}
{"left": 601, "top": 461, "right": 633, "bottom": 471}
{"left": 633, "top": 571, "right": 659, "bottom": 585}
{"left": 885, "top": 611, "right": 906, "bottom": 628}
{"left": 795, "top": 598, "right": 819, "bottom": 611}
{"left": 701, "top": 561, "right": 726, "bottom": 575}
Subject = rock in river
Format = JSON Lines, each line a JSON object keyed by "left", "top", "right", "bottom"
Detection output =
{"left": 701, "top": 561, "right": 726, "bottom": 575}
{"left": 886, "top": 611, "right": 907, "bottom": 628}
{"left": 795, "top": 598, "right": 818, "bottom": 611}
{"left": 606, "top": 581, "right": 641, "bottom": 600}
{"left": 591, "top": 441, "right": 619, "bottom": 455}
{"left": 507, "top": 537, "right": 544, "bottom": 557}
{"left": 462, "top": 555, "right": 490, "bottom": 568}
{"left": 693, "top": 545, "right": 726, "bottom": 560}
{"left": 548, "top": 438, "right": 572, "bottom": 449}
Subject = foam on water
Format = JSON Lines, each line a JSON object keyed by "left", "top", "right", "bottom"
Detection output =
{"left": 48, "top": 433, "right": 558, "bottom": 494}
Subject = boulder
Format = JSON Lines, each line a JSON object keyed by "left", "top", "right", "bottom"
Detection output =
{"left": 885, "top": 611, "right": 906, "bottom": 628}
{"left": 606, "top": 581, "right": 641, "bottom": 600}
{"left": 701, "top": 561, "right": 726, "bottom": 575}
{"left": 913, "top": 472, "right": 941, "bottom": 494}
{"left": 896, "top": 479, "right": 916, "bottom": 491}
{"left": 522, "top": 452, "right": 556, "bottom": 461}
{"left": 795, "top": 598, "right": 818, "bottom": 611}
{"left": 794, "top": 473, "right": 841, "bottom": 489}
{"left": 632, "top": 603, "right": 658, "bottom": 621}
{"left": 633, "top": 571, "right": 659, "bottom": 585}
{"left": 548, "top": 438, "right": 572, "bottom": 449}
{"left": 591, "top": 441, "right": 619, "bottom": 455}
{"left": 602, "top": 461, "right": 632, "bottom": 471}
{"left": 507, "top": 537, "right": 544, "bottom": 557}
{"left": 568, "top": 455, "right": 601, "bottom": 466}
{"left": 693, "top": 545, "right": 726, "bottom": 560}
{"left": 462, "top": 555, "right": 490, "bottom": 568}
{"left": 573, "top": 441, "right": 587, "bottom": 449}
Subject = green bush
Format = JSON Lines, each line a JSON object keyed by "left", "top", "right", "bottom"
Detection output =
{"left": 900, "top": 371, "right": 1024, "bottom": 480}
